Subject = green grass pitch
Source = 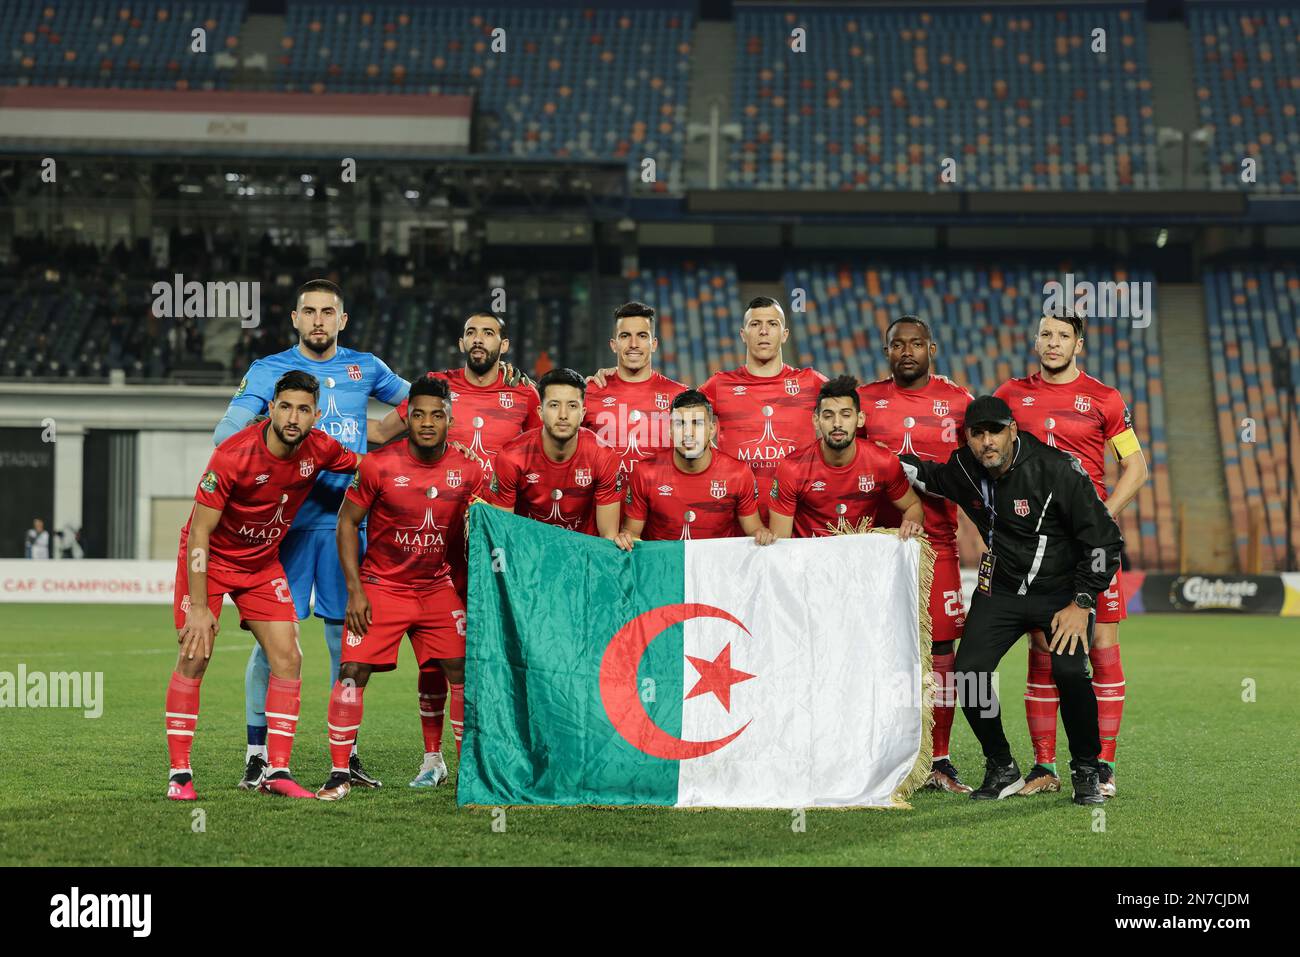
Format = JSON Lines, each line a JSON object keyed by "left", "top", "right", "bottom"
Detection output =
{"left": 1, "top": 604, "right": 1295, "bottom": 866}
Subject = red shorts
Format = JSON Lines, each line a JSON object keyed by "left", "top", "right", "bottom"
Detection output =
{"left": 930, "top": 552, "right": 965, "bottom": 645}
{"left": 1096, "top": 568, "right": 1128, "bottom": 624}
{"left": 342, "top": 579, "right": 466, "bottom": 671}
{"left": 172, "top": 551, "right": 296, "bottom": 629}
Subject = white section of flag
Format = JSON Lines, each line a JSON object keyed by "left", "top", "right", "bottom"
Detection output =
{"left": 677, "top": 534, "right": 924, "bottom": 808}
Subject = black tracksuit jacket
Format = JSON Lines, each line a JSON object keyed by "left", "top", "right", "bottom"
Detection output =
{"left": 901, "top": 431, "right": 1123, "bottom": 602}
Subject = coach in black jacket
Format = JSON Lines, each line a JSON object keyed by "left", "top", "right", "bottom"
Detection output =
{"left": 900, "top": 394, "right": 1122, "bottom": 805}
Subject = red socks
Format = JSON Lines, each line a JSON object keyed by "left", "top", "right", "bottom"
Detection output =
{"left": 265, "top": 674, "right": 302, "bottom": 773}
{"left": 1025, "top": 647, "right": 1059, "bottom": 767}
{"left": 418, "top": 665, "right": 448, "bottom": 753}
{"left": 449, "top": 682, "right": 465, "bottom": 755}
{"left": 1090, "top": 644, "right": 1126, "bottom": 764}
{"left": 165, "top": 671, "right": 202, "bottom": 775}
{"left": 931, "top": 652, "right": 956, "bottom": 761}
{"left": 327, "top": 680, "right": 366, "bottom": 772}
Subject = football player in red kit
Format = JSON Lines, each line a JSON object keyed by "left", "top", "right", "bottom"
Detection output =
{"left": 858, "top": 316, "right": 975, "bottom": 793}
{"left": 371, "top": 311, "right": 538, "bottom": 781}
{"left": 768, "top": 375, "right": 925, "bottom": 540}
{"left": 165, "top": 370, "right": 361, "bottom": 801}
{"left": 699, "top": 297, "right": 827, "bottom": 523}
{"left": 582, "top": 301, "right": 688, "bottom": 477}
{"left": 317, "top": 375, "right": 485, "bottom": 800}
{"left": 489, "top": 367, "right": 624, "bottom": 540}
{"left": 619, "top": 389, "right": 775, "bottom": 545}
{"left": 996, "top": 313, "right": 1147, "bottom": 798}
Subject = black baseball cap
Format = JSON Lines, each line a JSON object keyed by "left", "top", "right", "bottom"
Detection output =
{"left": 965, "top": 394, "right": 1014, "bottom": 429}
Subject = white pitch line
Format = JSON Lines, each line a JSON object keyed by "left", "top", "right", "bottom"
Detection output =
{"left": 0, "top": 643, "right": 256, "bottom": 660}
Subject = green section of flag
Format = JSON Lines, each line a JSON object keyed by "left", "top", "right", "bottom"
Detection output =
{"left": 458, "top": 504, "right": 685, "bottom": 806}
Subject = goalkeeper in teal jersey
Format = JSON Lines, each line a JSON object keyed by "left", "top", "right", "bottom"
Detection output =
{"left": 213, "top": 279, "right": 408, "bottom": 790}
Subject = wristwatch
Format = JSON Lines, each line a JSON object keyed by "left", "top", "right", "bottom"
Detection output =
{"left": 1073, "top": 592, "right": 1096, "bottom": 610}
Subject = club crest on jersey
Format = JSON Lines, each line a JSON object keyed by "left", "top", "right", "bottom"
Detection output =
{"left": 346, "top": 631, "right": 362, "bottom": 647}
{"left": 499, "top": 392, "right": 515, "bottom": 410}
{"left": 1014, "top": 499, "right": 1030, "bottom": 517}
{"left": 347, "top": 364, "right": 362, "bottom": 381}
{"left": 655, "top": 392, "right": 670, "bottom": 411}
{"left": 932, "top": 400, "right": 949, "bottom": 417}
{"left": 784, "top": 378, "right": 800, "bottom": 396}
{"left": 710, "top": 480, "right": 728, "bottom": 499}
{"left": 858, "top": 474, "right": 875, "bottom": 493}
{"left": 299, "top": 458, "right": 315, "bottom": 478}
{"left": 1074, "top": 395, "right": 1091, "bottom": 413}
{"left": 574, "top": 468, "right": 593, "bottom": 488}
{"left": 446, "top": 470, "right": 462, "bottom": 489}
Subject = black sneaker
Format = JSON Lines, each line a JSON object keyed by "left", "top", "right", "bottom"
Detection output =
{"left": 349, "top": 753, "right": 382, "bottom": 789}
{"left": 1071, "top": 760, "right": 1105, "bottom": 805}
{"left": 237, "top": 753, "right": 268, "bottom": 791}
{"left": 970, "top": 758, "right": 1024, "bottom": 800}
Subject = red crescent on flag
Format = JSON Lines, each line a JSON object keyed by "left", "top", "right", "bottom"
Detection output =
{"left": 599, "top": 602, "right": 752, "bottom": 760}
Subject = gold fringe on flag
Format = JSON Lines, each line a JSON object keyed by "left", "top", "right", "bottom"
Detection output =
{"left": 829, "top": 523, "right": 936, "bottom": 809}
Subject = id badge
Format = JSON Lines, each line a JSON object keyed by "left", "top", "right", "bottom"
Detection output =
{"left": 977, "top": 551, "right": 997, "bottom": 595}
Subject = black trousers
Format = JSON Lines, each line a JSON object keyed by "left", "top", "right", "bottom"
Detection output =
{"left": 953, "top": 590, "right": 1101, "bottom": 767}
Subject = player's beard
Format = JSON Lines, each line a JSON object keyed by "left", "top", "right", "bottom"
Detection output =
{"left": 300, "top": 331, "right": 336, "bottom": 356}
{"left": 272, "top": 422, "right": 308, "bottom": 450}
{"left": 1038, "top": 354, "right": 1073, "bottom": 375}
{"left": 465, "top": 344, "right": 501, "bottom": 377}
{"left": 824, "top": 430, "right": 855, "bottom": 452}
{"left": 892, "top": 356, "right": 929, "bottom": 386}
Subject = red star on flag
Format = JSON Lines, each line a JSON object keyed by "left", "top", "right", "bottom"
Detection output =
{"left": 684, "top": 643, "right": 756, "bottom": 713}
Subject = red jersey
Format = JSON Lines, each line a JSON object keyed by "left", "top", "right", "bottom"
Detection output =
{"left": 699, "top": 364, "right": 827, "bottom": 518}
{"left": 582, "top": 369, "right": 688, "bottom": 476}
{"left": 769, "top": 438, "right": 910, "bottom": 538}
{"left": 857, "top": 374, "right": 973, "bottom": 559}
{"left": 624, "top": 450, "right": 758, "bottom": 541}
{"left": 397, "top": 367, "right": 539, "bottom": 474}
{"left": 488, "top": 427, "right": 622, "bottom": 535}
{"left": 995, "top": 371, "right": 1139, "bottom": 500}
{"left": 181, "top": 421, "right": 359, "bottom": 572}
{"left": 344, "top": 441, "right": 485, "bottom": 590}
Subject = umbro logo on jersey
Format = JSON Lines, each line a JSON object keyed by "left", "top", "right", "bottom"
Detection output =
{"left": 810, "top": 480, "right": 827, "bottom": 492}
{"left": 525, "top": 472, "right": 540, "bottom": 484}
{"left": 784, "top": 378, "right": 800, "bottom": 396}
{"left": 446, "top": 470, "right": 462, "bottom": 488}
{"left": 602, "top": 396, "right": 617, "bottom": 407}
{"left": 499, "top": 393, "right": 515, "bottom": 409}
{"left": 874, "top": 399, "right": 889, "bottom": 408}
{"left": 1021, "top": 397, "right": 1035, "bottom": 406}
{"left": 450, "top": 391, "right": 460, "bottom": 402}
{"left": 732, "top": 386, "right": 747, "bottom": 396}
{"left": 657, "top": 484, "right": 674, "bottom": 496}
{"left": 255, "top": 474, "right": 269, "bottom": 484}
{"left": 394, "top": 475, "right": 410, "bottom": 487}
{"left": 1074, "top": 395, "right": 1092, "bottom": 413}
{"left": 299, "top": 458, "right": 315, "bottom": 478}
{"left": 347, "top": 364, "right": 362, "bottom": 381}
{"left": 932, "top": 400, "right": 949, "bottom": 417}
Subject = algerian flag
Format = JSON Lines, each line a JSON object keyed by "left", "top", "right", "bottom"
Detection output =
{"left": 459, "top": 504, "right": 934, "bottom": 809}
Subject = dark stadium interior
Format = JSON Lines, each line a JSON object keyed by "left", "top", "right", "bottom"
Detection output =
{"left": 0, "top": 0, "right": 1296, "bottom": 573}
